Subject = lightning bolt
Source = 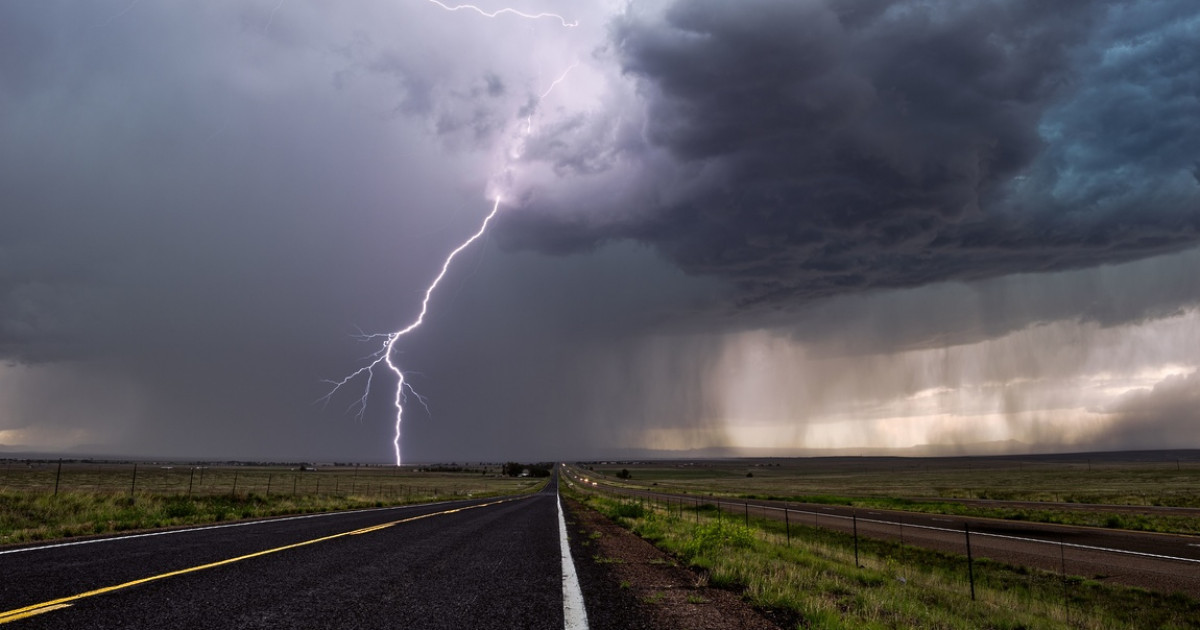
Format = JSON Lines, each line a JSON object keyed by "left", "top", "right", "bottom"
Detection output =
{"left": 264, "top": 0, "right": 286, "bottom": 33}
{"left": 323, "top": 2, "right": 577, "bottom": 466}
{"left": 423, "top": 0, "right": 578, "bottom": 27}
{"left": 92, "top": 0, "right": 142, "bottom": 28}
{"left": 321, "top": 197, "right": 501, "bottom": 465}
{"left": 382, "top": 197, "right": 503, "bottom": 465}
{"left": 526, "top": 63, "right": 578, "bottom": 135}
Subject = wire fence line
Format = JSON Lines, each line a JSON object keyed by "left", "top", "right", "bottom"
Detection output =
{"left": 0, "top": 459, "right": 489, "bottom": 500}
{"left": 569, "top": 470, "right": 1200, "bottom": 600}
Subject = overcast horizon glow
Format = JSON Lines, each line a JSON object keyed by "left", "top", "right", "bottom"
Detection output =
{"left": 2, "top": 1, "right": 1199, "bottom": 462}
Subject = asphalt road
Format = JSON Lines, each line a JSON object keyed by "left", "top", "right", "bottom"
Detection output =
{"left": 563, "top": 468, "right": 1200, "bottom": 597}
{"left": 1, "top": 485, "right": 569, "bottom": 629}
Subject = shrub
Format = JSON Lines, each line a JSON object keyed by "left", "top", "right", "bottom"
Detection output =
{"left": 681, "top": 521, "right": 755, "bottom": 561}
{"left": 614, "top": 501, "right": 646, "bottom": 519}
{"left": 163, "top": 498, "right": 198, "bottom": 519}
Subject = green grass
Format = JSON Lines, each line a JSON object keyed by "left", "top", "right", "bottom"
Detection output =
{"left": 0, "top": 461, "right": 544, "bottom": 545}
{"left": 588, "top": 458, "right": 1200, "bottom": 507}
{"left": 570, "top": 488, "right": 1200, "bottom": 630}
{"left": 581, "top": 457, "right": 1200, "bottom": 534}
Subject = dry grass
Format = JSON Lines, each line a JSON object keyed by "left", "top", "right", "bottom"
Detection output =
{"left": 0, "top": 460, "right": 542, "bottom": 545}
{"left": 583, "top": 454, "right": 1200, "bottom": 533}
{"left": 572, "top": 486, "right": 1200, "bottom": 630}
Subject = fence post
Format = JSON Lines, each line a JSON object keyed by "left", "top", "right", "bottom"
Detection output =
{"left": 853, "top": 513, "right": 860, "bottom": 568}
{"left": 188, "top": 467, "right": 195, "bottom": 497}
{"left": 232, "top": 471, "right": 239, "bottom": 497}
{"left": 744, "top": 502, "right": 749, "bottom": 527}
{"left": 54, "top": 459, "right": 62, "bottom": 497}
{"left": 293, "top": 475, "right": 298, "bottom": 496}
{"left": 965, "top": 523, "right": 976, "bottom": 600}
{"left": 784, "top": 503, "right": 791, "bottom": 546}
{"left": 1060, "top": 538, "right": 1070, "bottom": 625}
{"left": 130, "top": 464, "right": 138, "bottom": 498}
{"left": 267, "top": 474, "right": 272, "bottom": 495}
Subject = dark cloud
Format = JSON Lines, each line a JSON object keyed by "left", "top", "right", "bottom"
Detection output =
{"left": 764, "top": 246, "right": 1200, "bottom": 358}
{"left": 3, "top": 1, "right": 1199, "bottom": 461}
{"left": 502, "top": 0, "right": 1200, "bottom": 308}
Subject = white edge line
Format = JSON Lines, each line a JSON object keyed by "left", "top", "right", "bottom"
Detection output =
{"left": 0, "top": 496, "right": 513, "bottom": 557}
{"left": 557, "top": 488, "right": 589, "bottom": 630}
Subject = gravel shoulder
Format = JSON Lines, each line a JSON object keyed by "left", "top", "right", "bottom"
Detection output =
{"left": 562, "top": 497, "right": 784, "bottom": 630}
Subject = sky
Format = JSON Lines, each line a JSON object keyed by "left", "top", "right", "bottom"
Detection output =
{"left": 2, "top": 0, "right": 1199, "bottom": 463}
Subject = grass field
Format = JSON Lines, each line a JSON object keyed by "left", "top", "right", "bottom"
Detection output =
{"left": 0, "top": 459, "right": 544, "bottom": 545}
{"left": 566, "top": 481, "right": 1200, "bottom": 630}
{"left": 581, "top": 452, "right": 1200, "bottom": 534}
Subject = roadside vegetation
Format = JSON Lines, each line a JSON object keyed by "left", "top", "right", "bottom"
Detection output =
{"left": 583, "top": 456, "right": 1200, "bottom": 535}
{"left": 567, "top": 486, "right": 1200, "bottom": 630}
{"left": 0, "top": 460, "right": 544, "bottom": 545}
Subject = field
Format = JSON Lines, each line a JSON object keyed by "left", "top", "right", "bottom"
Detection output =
{"left": 565, "top": 469, "right": 1200, "bottom": 630}
{"left": 0, "top": 459, "right": 543, "bottom": 545}
{"left": 583, "top": 451, "right": 1200, "bottom": 534}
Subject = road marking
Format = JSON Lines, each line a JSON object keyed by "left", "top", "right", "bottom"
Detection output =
{"left": 0, "top": 603, "right": 72, "bottom": 624}
{"left": 557, "top": 492, "right": 589, "bottom": 630}
{"left": 0, "top": 498, "right": 516, "bottom": 625}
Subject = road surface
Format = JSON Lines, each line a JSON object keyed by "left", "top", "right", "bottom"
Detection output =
{"left": 1, "top": 482, "right": 582, "bottom": 629}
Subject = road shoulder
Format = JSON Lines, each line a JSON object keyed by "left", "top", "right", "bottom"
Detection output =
{"left": 561, "top": 497, "right": 783, "bottom": 630}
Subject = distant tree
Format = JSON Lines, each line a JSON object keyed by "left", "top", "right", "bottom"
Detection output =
{"left": 502, "top": 462, "right": 524, "bottom": 477}
{"left": 616, "top": 468, "right": 632, "bottom": 480}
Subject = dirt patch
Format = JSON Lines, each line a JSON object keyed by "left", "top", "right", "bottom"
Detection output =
{"left": 562, "top": 497, "right": 784, "bottom": 630}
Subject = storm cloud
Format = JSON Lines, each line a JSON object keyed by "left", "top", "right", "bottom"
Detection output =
{"left": 2, "top": 1, "right": 1199, "bottom": 461}
{"left": 502, "top": 0, "right": 1200, "bottom": 307}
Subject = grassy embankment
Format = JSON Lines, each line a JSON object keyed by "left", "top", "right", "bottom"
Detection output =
{"left": 0, "top": 461, "right": 543, "bottom": 545}
{"left": 568, "top": 486, "right": 1200, "bottom": 630}
{"left": 588, "top": 458, "right": 1200, "bottom": 534}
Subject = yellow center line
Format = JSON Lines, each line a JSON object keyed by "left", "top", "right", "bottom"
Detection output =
{"left": 0, "top": 603, "right": 73, "bottom": 624}
{"left": 0, "top": 498, "right": 517, "bottom": 625}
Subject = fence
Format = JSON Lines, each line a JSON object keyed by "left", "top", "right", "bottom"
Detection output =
{"left": 0, "top": 460, "right": 462, "bottom": 501}
{"left": 567, "top": 469, "right": 1200, "bottom": 601}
